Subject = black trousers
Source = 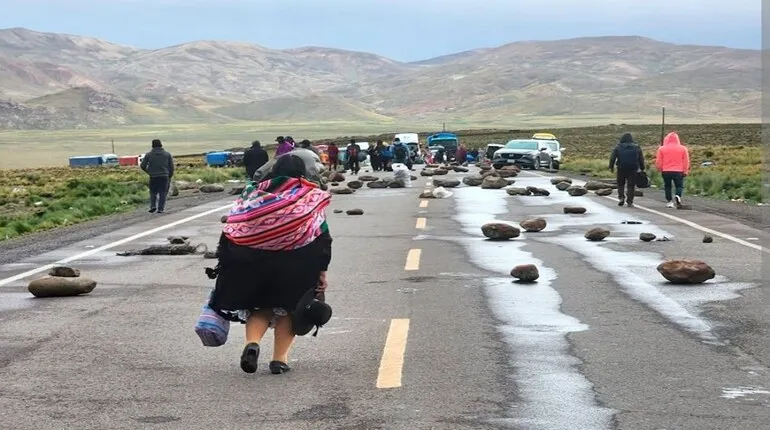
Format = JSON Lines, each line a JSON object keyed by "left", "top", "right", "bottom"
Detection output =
{"left": 149, "top": 176, "right": 170, "bottom": 211}
{"left": 616, "top": 168, "right": 636, "bottom": 203}
{"left": 348, "top": 159, "right": 360, "bottom": 173}
{"left": 661, "top": 172, "right": 684, "bottom": 202}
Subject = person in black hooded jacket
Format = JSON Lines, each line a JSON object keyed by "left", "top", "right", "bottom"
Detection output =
{"left": 243, "top": 140, "right": 269, "bottom": 181}
{"left": 609, "top": 133, "right": 645, "bottom": 207}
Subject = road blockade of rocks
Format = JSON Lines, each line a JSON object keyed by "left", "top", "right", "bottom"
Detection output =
{"left": 28, "top": 266, "right": 97, "bottom": 298}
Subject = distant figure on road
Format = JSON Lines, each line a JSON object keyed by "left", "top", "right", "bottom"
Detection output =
{"left": 243, "top": 140, "right": 268, "bottom": 181}
{"left": 455, "top": 145, "right": 467, "bottom": 166}
{"left": 299, "top": 139, "right": 319, "bottom": 155}
{"left": 274, "top": 136, "right": 294, "bottom": 157}
{"left": 346, "top": 139, "right": 361, "bottom": 174}
{"left": 609, "top": 133, "right": 645, "bottom": 208}
{"left": 209, "top": 154, "right": 333, "bottom": 375}
{"left": 655, "top": 132, "right": 690, "bottom": 208}
{"left": 140, "top": 139, "right": 174, "bottom": 214}
{"left": 370, "top": 140, "right": 384, "bottom": 171}
{"left": 327, "top": 142, "right": 340, "bottom": 171}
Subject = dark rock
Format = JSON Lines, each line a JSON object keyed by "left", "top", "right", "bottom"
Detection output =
{"left": 452, "top": 166, "right": 469, "bottom": 172}
{"left": 330, "top": 187, "right": 354, "bottom": 194}
{"left": 481, "top": 223, "right": 520, "bottom": 240}
{"left": 199, "top": 184, "right": 225, "bottom": 193}
{"left": 555, "top": 182, "right": 572, "bottom": 191}
{"left": 170, "top": 183, "right": 179, "bottom": 197}
{"left": 348, "top": 180, "right": 364, "bottom": 189}
{"left": 479, "top": 165, "right": 492, "bottom": 171}
{"left": 48, "top": 266, "right": 80, "bottom": 277}
{"left": 703, "top": 235, "right": 714, "bottom": 243}
{"left": 419, "top": 191, "right": 435, "bottom": 198}
{"left": 584, "top": 181, "right": 610, "bottom": 191}
{"left": 594, "top": 188, "right": 613, "bottom": 196}
{"left": 481, "top": 170, "right": 500, "bottom": 178}
{"left": 203, "top": 251, "right": 218, "bottom": 259}
{"left": 333, "top": 209, "right": 343, "bottom": 213}
{"left": 520, "top": 218, "right": 547, "bottom": 232}
{"left": 388, "top": 179, "right": 406, "bottom": 188}
{"left": 564, "top": 206, "right": 587, "bottom": 214}
{"left": 367, "top": 180, "right": 389, "bottom": 188}
{"left": 526, "top": 186, "right": 550, "bottom": 196}
{"left": 506, "top": 187, "right": 531, "bottom": 196}
{"left": 433, "top": 178, "right": 461, "bottom": 188}
{"left": 550, "top": 177, "right": 572, "bottom": 185}
{"left": 220, "top": 215, "right": 228, "bottom": 223}
{"left": 229, "top": 186, "right": 245, "bottom": 195}
{"left": 420, "top": 169, "right": 436, "bottom": 176}
{"left": 585, "top": 227, "right": 610, "bottom": 241}
{"left": 331, "top": 182, "right": 340, "bottom": 186}
{"left": 28, "top": 276, "right": 97, "bottom": 298}
{"left": 410, "top": 175, "right": 418, "bottom": 181}
{"left": 346, "top": 209, "right": 364, "bottom": 215}
{"left": 329, "top": 172, "right": 346, "bottom": 182}
{"left": 462, "top": 175, "right": 484, "bottom": 186}
{"left": 481, "top": 176, "right": 508, "bottom": 189}
{"left": 167, "top": 236, "right": 189, "bottom": 245}
{"left": 433, "top": 169, "right": 450, "bottom": 175}
{"left": 425, "top": 164, "right": 440, "bottom": 168}
{"left": 657, "top": 260, "right": 716, "bottom": 284}
{"left": 359, "top": 175, "right": 379, "bottom": 181}
{"left": 510, "top": 264, "right": 539, "bottom": 282}
{"left": 567, "top": 185, "right": 588, "bottom": 196}
{"left": 639, "top": 233, "right": 656, "bottom": 242}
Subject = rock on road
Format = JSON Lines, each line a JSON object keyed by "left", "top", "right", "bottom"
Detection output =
{"left": 0, "top": 165, "right": 768, "bottom": 430}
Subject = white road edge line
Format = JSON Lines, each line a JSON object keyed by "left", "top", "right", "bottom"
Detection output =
{"left": 528, "top": 171, "right": 767, "bottom": 253}
{"left": 0, "top": 203, "right": 234, "bottom": 287}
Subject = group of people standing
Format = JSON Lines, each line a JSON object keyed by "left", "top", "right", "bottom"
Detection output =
{"left": 609, "top": 131, "right": 691, "bottom": 208}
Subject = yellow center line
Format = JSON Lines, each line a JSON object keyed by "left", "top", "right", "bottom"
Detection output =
{"left": 419, "top": 200, "right": 429, "bottom": 208}
{"left": 376, "top": 318, "right": 410, "bottom": 389}
{"left": 415, "top": 217, "right": 427, "bottom": 229}
{"left": 405, "top": 248, "right": 421, "bottom": 271}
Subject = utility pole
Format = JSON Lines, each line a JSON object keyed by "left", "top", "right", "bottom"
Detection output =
{"left": 660, "top": 107, "right": 665, "bottom": 146}
{"left": 442, "top": 122, "right": 446, "bottom": 132}
{"left": 111, "top": 139, "right": 115, "bottom": 154}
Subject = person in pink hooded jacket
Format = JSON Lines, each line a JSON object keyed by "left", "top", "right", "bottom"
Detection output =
{"left": 655, "top": 132, "right": 690, "bottom": 208}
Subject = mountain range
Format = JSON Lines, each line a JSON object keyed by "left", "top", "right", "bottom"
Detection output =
{"left": 0, "top": 27, "right": 760, "bottom": 130}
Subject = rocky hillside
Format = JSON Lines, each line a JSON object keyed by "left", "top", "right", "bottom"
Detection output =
{"left": 0, "top": 28, "right": 760, "bottom": 129}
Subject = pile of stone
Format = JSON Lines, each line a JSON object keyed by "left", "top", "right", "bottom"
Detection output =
{"left": 28, "top": 266, "right": 97, "bottom": 298}
{"left": 116, "top": 236, "right": 208, "bottom": 256}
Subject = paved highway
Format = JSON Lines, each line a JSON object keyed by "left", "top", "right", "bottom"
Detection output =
{"left": 0, "top": 166, "right": 768, "bottom": 430}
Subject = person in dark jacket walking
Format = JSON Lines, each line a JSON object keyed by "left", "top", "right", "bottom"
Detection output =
{"left": 140, "top": 139, "right": 174, "bottom": 213}
{"left": 243, "top": 140, "right": 269, "bottom": 181}
{"left": 609, "top": 133, "right": 645, "bottom": 207}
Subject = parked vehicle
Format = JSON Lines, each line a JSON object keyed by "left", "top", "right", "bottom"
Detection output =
{"left": 101, "top": 153, "right": 119, "bottom": 166}
{"left": 492, "top": 139, "right": 556, "bottom": 170}
{"left": 427, "top": 132, "right": 458, "bottom": 161}
{"left": 531, "top": 133, "right": 562, "bottom": 168}
{"left": 205, "top": 151, "right": 232, "bottom": 167}
{"left": 118, "top": 155, "right": 139, "bottom": 166}
{"left": 68, "top": 153, "right": 119, "bottom": 168}
{"left": 484, "top": 143, "right": 504, "bottom": 161}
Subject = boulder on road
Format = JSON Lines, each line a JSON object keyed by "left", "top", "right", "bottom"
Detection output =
{"left": 703, "top": 235, "right": 714, "bottom": 243}
{"left": 567, "top": 185, "right": 588, "bottom": 196}
{"left": 367, "top": 180, "right": 389, "bottom": 188}
{"left": 481, "top": 223, "right": 520, "bottom": 240}
{"left": 555, "top": 182, "right": 572, "bottom": 191}
{"left": 330, "top": 187, "right": 355, "bottom": 194}
{"left": 329, "top": 172, "right": 346, "bottom": 182}
{"left": 333, "top": 209, "right": 343, "bottom": 213}
{"left": 462, "top": 175, "right": 484, "bottom": 186}
{"left": 657, "top": 259, "right": 716, "bottom": 284}
{"left": 420, "top": 169, "right": 436, "bottom": 177}
{"left": 481, "top": 176, "right": 508, "bottom": 189}
{"left": 520, "top": 218, "right": 547, "bottom": 232}
{"left": 433, "top": 168, "right": 450, "bottom": 175}
{"left": 346, "top": 209, "right": 364, "bottom": 215}
{"left": 595, "top": 188, "right": 613, "bottom": 196}
{"left": 48, "top": 266, "right": 80, "bottom": 277}
{"left": 199, "top": 184, "right": 225, "bottom": 193}
{"left": 526, "top": 186, "right": 550, "bottom": 196}
{"left": 639, "top": 233, "right": 656, "bottom": 242}
{"left": 347, "top": 180, "right": 364, "bottom": 189}
{"left": 481, "top": 170, "right": 500, "bottom": 178}
{"left": 358, "top": 175, "right": 379, "bottom": 182}
{"left": 585, "top": 227, "right": 610, "bottom": 241}
{"left": 28, "top": 276, "right": 97, "bottom": 298}
{"left": 584, "top": 181, "right": 610, "bottom": 191}
{"left": 506, "top": 187, "right": 531, "bottom": 196}
{"left": 167, "top": 236, "right": 189, "bottom": 245}
{"left": 510, "top": 264, "right": 539, "bottom": 282}
{"left": 550, "top": 177, "right": 572, "bottom": 185}
{"left": 564, "top": 206, "right": 587, "bottom": 214}
{"left": 170, "top": 183, "right": 180, "bottom": 197}
{"left": 388, "top": 179, "right": 406, "bottom": 188}
{"left": 452, "top": 166, "right": 469, "bottom": 172}
{"left": 432, "top": 178, "right": 461, "bottom": 188}
{"left": 419, "top": 191, "right": 435, "bottom": 198}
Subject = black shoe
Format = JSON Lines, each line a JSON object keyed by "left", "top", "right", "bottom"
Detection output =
{"left": 157, "top": 210, "right": 164, "bottom": 214}
{"left": 269, "top": 360, "right": 290, "bottom": 374}
{"left": 240, "top": 343, "right": 260, "bottom": 373}
{"left": 618, "top": 200, "right": 624, "bottom": 206}
{"left": 149, "top": 208, "right": 157, "bottom": 213}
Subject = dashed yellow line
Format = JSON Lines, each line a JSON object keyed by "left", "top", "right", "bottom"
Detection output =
{"left": 415, "top": 217, "right": 427, "bottom": 229}
{"left": 405, "top": 249, "right": 421, "bottom": 271}
{"left": 419, "top": 200, "right": 429, "bottom": 208}
{"left": 376, "top": 318, "right": 410, "bottom": 389}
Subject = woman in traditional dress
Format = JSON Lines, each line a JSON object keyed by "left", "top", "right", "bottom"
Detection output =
{"left": 208, "top": 154, "right": 333, "bottom": 374}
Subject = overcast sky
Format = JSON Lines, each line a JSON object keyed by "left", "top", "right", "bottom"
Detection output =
{"left": 0, "top": 0, "right": 761, "bottom": 61}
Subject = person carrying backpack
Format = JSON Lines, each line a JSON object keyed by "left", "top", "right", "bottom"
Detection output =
{"left": 609, "top": 133, "right": 645, "bottom": 208}
{"left": 392, "top": 138, "right": 408, "bottom": 163}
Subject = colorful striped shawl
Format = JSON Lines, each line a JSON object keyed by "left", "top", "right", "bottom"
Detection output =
{"left": 222, "top": 176, "right": 331, "bottom": 251}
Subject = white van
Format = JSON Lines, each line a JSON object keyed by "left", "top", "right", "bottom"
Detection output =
{"left": 394, "top": 133, "right": 419, "bottom": 144}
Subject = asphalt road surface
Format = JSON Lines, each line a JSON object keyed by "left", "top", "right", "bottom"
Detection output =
{"left": 0, "top": 166, "right": 768, "bottom": 430}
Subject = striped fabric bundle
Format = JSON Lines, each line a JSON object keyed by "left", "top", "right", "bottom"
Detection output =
{"left": 222, "top": 176, "right": 331, "bottom": 251}
{"left": 195, "top": 291, "right": 230, "bottom": 347}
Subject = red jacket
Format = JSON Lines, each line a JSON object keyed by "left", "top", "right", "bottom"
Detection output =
{"left": 655, "top": 132, "right": 690, "bottom": 174}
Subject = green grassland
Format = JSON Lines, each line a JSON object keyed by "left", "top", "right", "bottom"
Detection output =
{"left": 0, "top": 121, "right": 761, "bottom": 242}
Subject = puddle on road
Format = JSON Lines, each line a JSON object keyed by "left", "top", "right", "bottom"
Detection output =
{"left": 452, "top": 187, "right": 615, "bottom": 430}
